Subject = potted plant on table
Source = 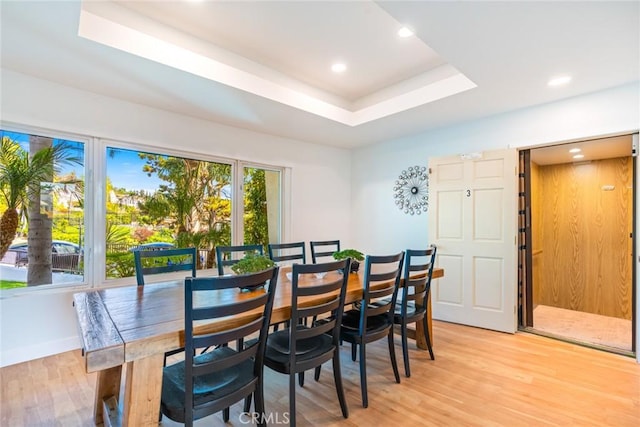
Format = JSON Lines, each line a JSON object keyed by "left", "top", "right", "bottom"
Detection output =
{"left": 230, "top": 251, "right": 276, "bottom": 290}
{"left": 332, "top": 249, "right": 365, "bottom": 273}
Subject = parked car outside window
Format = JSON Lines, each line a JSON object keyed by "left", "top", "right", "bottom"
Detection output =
{"left": 129, "top": 242, "right": 176, "bottom": 252}
{"left": 7, "top": 240, "right": 82, "bottom": 273}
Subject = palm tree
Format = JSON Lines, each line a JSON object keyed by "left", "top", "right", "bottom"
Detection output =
{"left": 0, "top": 136, "right": 81, "bottom": 260}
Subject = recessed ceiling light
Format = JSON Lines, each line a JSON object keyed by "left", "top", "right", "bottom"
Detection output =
{"left": 573, "top": 154, "right": 585, "bottom": 159}
{"left": 569, "top": 148, "right": 581, "bottom": 153}
{"left": 398, "top": 26, "right": 414, "bottom": 38}
{"left": 548, "top": 75, "right": 572, "bottom": 86}
{"left": 331, "top": 63, "right": 347, "bottom": 73}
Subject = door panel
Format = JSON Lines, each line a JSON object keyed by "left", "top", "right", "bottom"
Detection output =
{"left": 437, "top": 191, "right": 464, "bottom": 239}
{"left": 474, "top": 158, "right": 504, "bottom": 179}
{"left": 429, "top": 148, "right": 518, "bottom": 333}
{"left": 474, "top": 189, "right": 504, "bottom": 240}
{"left": 436, "top": 254, "right": 464, "bottom": 305}
{"left": 473, "top": 256, "right": 504, "bottom": 310}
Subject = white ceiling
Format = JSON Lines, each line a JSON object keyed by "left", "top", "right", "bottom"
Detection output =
{"left": 1, "top": 1, "right": 638, "bottom": 149}
{"left": 530, "top": 135, "right": 633, "bottom": 166}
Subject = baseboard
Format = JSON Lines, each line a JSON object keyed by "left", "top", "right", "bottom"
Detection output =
{"left": 0, "top": 335, "right": 80, "bottom": 368}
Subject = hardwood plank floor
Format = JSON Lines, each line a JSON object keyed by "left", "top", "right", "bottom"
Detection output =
{"left": 1, "top": 321, "right": 639, "bottom": 426}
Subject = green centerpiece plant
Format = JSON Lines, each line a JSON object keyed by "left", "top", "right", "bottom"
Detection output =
{"left": 332, "top": 249, "right": 365, "bottom": 273}
{"left": 230, "top": 251, "right": 276, "bottom": 290}
{"left": 230, "top": 251, "right": 275, "bottom": 275}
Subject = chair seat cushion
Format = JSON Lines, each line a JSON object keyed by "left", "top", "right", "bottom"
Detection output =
{"left": 161, "top": 346, "right": 255, "bottom": 422}
{"left": 393, "top": 301, "right": 426, "bottom": 318}
{"left": 367, "top": 297, "right": 426, "bottom": 321}
{"left": 265, "top": 327, "right": 334, "bottom": 368}
{"left": 351, "top": 300, "right": 390, "bottom": 312}
{"left": 340, "top": 309, "right": 393, "bottom": 339}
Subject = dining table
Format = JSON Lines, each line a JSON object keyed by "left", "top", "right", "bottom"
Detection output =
{"left": 73, "top": 265, "right": 443, "bottom": 426}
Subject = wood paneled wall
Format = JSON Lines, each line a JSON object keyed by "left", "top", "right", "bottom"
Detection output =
{"left": 532, "top": 157, "right": 632, "bottom": 320}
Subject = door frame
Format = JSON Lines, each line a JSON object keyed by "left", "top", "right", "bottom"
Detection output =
{"left": 517, "top": 134, "right": 638, "bottom": 360}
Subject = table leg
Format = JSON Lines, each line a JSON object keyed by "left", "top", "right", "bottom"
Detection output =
{"left": 415, "top": 293, "right": 434, "bottom": 350}
{"left": 122, "top": 352, "right": 164, "bottom": 427}
{"left": 93, "top": 365, "right": 122, "bottom": 424}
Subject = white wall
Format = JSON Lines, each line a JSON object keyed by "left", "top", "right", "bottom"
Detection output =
{"left": 2, "top": 70, "right": 638, "bottom": 366}
{"left": 0, "top": 70, "right": 352, "bottom": 366}
{"left": 351, "top": 82, "right": 640, "bottom": 361}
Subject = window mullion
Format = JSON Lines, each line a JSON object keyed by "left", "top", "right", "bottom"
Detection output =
{"left": 234, "top": 161, "right": 244, "bottom": 245}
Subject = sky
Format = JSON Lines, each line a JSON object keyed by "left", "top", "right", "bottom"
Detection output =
{"left": 106, "top": 147, "right": 164, "bottom": 192}
{"left": 2, "top": 130, "right": 163, "bottom": 192}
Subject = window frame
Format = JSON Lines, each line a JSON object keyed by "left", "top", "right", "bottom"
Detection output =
{"left": 236, "top": 161, "right": 289, "bottom": 247}
{"left": 0, "top": 121, "right": 288, "bottom": 295}
{"left": 99, "top": 139, "right": 287, "bottom": 287}
{"left": 0, "top": 121, "right": 92, "bottom": 296}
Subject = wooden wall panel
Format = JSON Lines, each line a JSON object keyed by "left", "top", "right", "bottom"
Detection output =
{"left": 533, "top": 157, "right": 632, "bottom": 320}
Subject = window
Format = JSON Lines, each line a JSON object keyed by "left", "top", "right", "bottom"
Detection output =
{"left": 0, "top": 127, "right": 284, "bottom": 289}
{"left": 104, "top": 146, "right": 282, "bottom": 281}
{"left": 0, "top": 129, "right": 85, "bottom": 289}
{"left": 243, "top": 165, "right": 282, "bottom": 248}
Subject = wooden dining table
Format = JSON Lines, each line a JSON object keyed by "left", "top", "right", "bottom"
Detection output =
{"left": 73, "top": 266, "right": 443, "bottom": 426}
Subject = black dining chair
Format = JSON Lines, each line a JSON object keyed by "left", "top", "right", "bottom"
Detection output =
{"left": 133, "top": 246, "right": 198, "bottom": 421}
{"left": 268, "top": 241, "right": 306, "bottom": 264}
{"left": 394, "top": 246, "right": 438, "bottom": 377}
{"left": 310, "top": 240, "right": 340, "bottom": 264}
{"left": 160, "top": 267, "right": 279, "bottom": 427}
{"left": 133, "top": 246, "right": 197, "bottom": 287}
{"left": 268, "top": 241, "right": 310, "bottom": 332}
{"left": 340, "top": 252, "right": 404, "bottom": 408}
{"left": 133, "top": 246, "right": 197, "bottom": 362}
{"left": 215, "top": 244, "right": 264, "bottom": 275}
{"left": 263, "top": 259, "right": 351, "bottom": 426}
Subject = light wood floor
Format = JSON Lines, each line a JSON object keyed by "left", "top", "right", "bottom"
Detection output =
{"left": 1, "top": 321, "right": 639, "bottom": 426}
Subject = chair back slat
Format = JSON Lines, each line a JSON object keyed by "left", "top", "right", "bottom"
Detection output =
{"left": 137, "top": 264, "right": 194, "bottom": 276}
{"left": 192, "top": 317, "right": 264, "bottom": 349}
{"left": 296, "top": 319, "right": 335, "bottom": 340}
{"left": 298, "top": 298, "right": 340, "bottom": 319}
{"left": 296, "top": 279, "right": 342, "bottom": 297}
{"left": 193, "top": 294, "right": 269, "bottom": 320}
{"left": 368, "top": 269, "right": 401, "bottom": 283}
{"left": 368, "top": 283, "right": 396, "bottom": 300}
{"left": 191, "top": 343, "right": 257, "bottom": 377}
{"left": 190, "top": 268, "right": 274, "bottom": 291}
{"left": 193, "top": 318, "right": 262, "bottom": 348}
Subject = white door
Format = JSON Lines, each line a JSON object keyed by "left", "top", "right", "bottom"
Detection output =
{"left": 428, "top": 148, "right": 518, "bottom": 333}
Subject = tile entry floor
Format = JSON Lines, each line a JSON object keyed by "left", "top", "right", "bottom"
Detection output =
{"left": 533, "top": 304, "right": 633, "bottom": 352}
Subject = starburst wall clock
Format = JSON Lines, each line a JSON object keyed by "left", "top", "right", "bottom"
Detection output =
{"left": 393, "top": 166, "right": 429, "bottom": 215}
